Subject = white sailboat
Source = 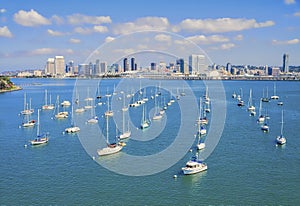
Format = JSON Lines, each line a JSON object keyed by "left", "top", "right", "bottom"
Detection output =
{"left": 65, "top": 106, "right": 80, "bottom": 133}
{"left": 276, "top": 109, "right": 286, "bottom": 145}
{"left": 54, "top": 95, "right": 68, "bottom": 119}
{"left": 247, "top": 89, "right": 255, "bottom": 112}
{"left": 152, "top": 94, "right": 162, "bottom": 120}
{"left": 141, "top": 104, "right": 150, "bottom": 129}
{"left": 21, "top": 113, "right": 36, "bottom": 127}
{"left": 87, "top": 102, "right": 98, "bottom": 124}
{"left": 30, "top": 109, "right": 49, "bottom": 146}
{"left": 270, "top": 82, "right": 279, "bottom": 100}
{"left": 42, "top": 89, "right": 54, "bottom": 110}
{"left": 119, "top": 106, "right": 131, "bottom": 140}
{"left": 20, "top": 93, "right": 34, "bottom": 115}
{"left": 182, "top": 152, "right": 207, "bottom": 175}
{"left": 257, "top": 98, "right": 265, "bottom": 123}
{"left": 261, "top": 87, "right": 269, "bottom": 102}
{"left": 204, "top": 86, "right": 210, "bottom": 105}
{"left": 121, "top": 93, "right": 128, "bottom": 112}
{"left": 84, "top": 87, "right": 93, "bottom": 109}
{"left": 75, "top": 92, "right": 85, "bottom": 113}
{"left": 104, "top": 96, "right": 113, "bottom": 117}
{"left": 97, "top": 116, "right": 123, "bottom": 156}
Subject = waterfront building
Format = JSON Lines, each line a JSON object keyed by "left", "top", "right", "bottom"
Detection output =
{"left": 283, "top": 53, "right": 289, "bottom": 73}
{"left": 94, "top": 59, "right": 100, "bottom": 75}
{"left": 45, "top": 58, "right": 55, "bottom": 75}
{"left": 54, "top": 56, "right": 65, "bottom": 76}
{"left": 100, "top": 62, "right": 107, "bottom": 73}
{"left": 150, "top": 62, "right": 157, "bottom": 71}
{"left": 131, "top": 57, "right": 135, "bottom": 71}
{"left": 272, "top": 67, "right": 280, "bottom": 76}
{"left": 189, "top": 54, "right": 205, "bottom": 75}
{"left": 123, "top": 58, "right": 129, "bottom": 72}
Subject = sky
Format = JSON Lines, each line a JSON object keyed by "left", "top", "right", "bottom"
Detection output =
{"left": 0, "top": 0, "right": 299, "bottom": 71}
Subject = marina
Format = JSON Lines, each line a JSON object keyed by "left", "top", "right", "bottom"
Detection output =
{"left": 0, "top": 78, "right": 299, "bottom": 205}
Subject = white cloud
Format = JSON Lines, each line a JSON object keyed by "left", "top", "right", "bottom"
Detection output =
{"left": 47, "top": 29, "right": 67, "bottom": 36}
{"left": 0, "top": 26, "right": 13, "bottom": 38}
{"left": 105, "top": 36, "right": 115, "bottom": 43}
{"left": 178, "top": 18, "right": 274, "bottom": 33}
{"left": 272, "top": 38, "right": 299, "bottom": 45}
{"left": 93, "top": 25, "right": 108, "bottom": 33}
{"left": 154, "top": 34, "right": 172, "bottom": 42}
{"left": 220, "top": 43, "right": 235, "bottom": 50}
{"left": 13, "top": 9, "right": 51, "bottom": 27}
{"left": 69, "top": 38, "right": 80, "bottom": 44}
{"left": 67, "top": 14, "right": 111, "bottom": 25}
{"left": 186, "top": 34, "right": 229, "bottom": 44}
{"left": 294, "top": 11, "right": 300, "bottom": 16}
{"left": 30, "top": 48, "right": 54, "bottom": 55}
{"left": 284, "top": 0, "right": 295, "bottom": 5}
{"left": 112, "top": 17, "right": 170, "bottom": 35}
{"left": 234, "top": 34, "right": 243, "bottom": 41}
{"left": 29, "top": 48, "right": 73, "bottom": 56}
{"left": 51, "top": 15, "right": 64, "bottom": 24}
{"left": 0, "top": 8, "right": 6, "bottom": 13}
{"left": 73, "top": 26, "right": 108, "bottom": 34}
{"left": 73, "top": 27, "right": 92, "bottom": 34}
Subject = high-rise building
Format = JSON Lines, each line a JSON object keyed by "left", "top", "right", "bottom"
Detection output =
{"left": 94, "top": 59, "right": 100, "bottom": 75}
{"left": 123, "top": 58, "right": 129, "bottom": 72}
{"left": 66, "top": 61, "right": 74, "bottom": 74}
{"left": 226, "top": 63, "right": 231, "bottom": 72}
{"left": 189, "top": 54, "right": 205, "bottom": 74}
{"left": 150, "top": 62, "right": 157, "bottom": 70}
{"left": 45, "top": 58, "right": 55, "bottom": 75}
{"left": 100, "top": 62, "right": 107, "bottom": 73}
{"left": 176, "top": 59, "right": 185, "bottom": 74}
{"left": 131, "top": 57, "right": 135, "bottom": 71}
{"left": 54, "top": 56, "right": 65, "bottom": 75}
{"left": 283, "top": 53, "right": 289, "bottom": 73}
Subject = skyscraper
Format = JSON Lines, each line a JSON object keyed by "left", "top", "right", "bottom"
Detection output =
{"left": 54, "top": 56, "right": 65, "bottom": 75}
{"left": 283, "top": 53, "right": 289, "bottom": 73}
{"left": 45, "top": 58, "right": 55, "bottom": 75}
{"left": 123, "top": 58, "right": 129, "bottom": 72}
{"left": 131, "top": 57, "right": 135, "bottom": 71}
{"left": 189, "top": 54, "right": 205, "bottom": 74}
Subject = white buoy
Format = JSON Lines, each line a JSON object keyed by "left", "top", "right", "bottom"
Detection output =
{"left": 92, "top": 156, "right": 95, "bottom": 160}
{"left": 24, "top": 144, "right": 27, "bottom": 148}
{"left": 173, "top": 175, "right": 177, "bottom": 178}
{"left": 189, "top": 149, "right": 193, "bottom": 152}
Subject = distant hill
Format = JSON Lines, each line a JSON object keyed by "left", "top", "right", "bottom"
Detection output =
{"left": 0, "top": 76, "right": 21, "bottom": 92}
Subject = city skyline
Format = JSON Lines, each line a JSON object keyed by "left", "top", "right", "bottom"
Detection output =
{"left": 0, "top": 0, "right": 300, "bottom": 71}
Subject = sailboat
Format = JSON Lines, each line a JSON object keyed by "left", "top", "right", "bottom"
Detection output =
{"left": 84, "top": 87, "right": 93, "bottom": 109}
{"left": 204, "top": 86, "right": 210, "bottom": 105}
{"left": 152, "top": 93, "right": 162, "bottom": 120}
{"left": 119, "top": 105, "right": 131, "bottom": 140}
{"left": 121, "top": 93, "right": 128, "bottom": 112}
{"left": 104, "top": 96, "right": 113, "bottom": 117}
{"left": 261, "top": 115, "right": 269, "bottom": 132}
{"left": 30, "top": 109, "right": 49, "bottom": 146}
{"left": 237, "top": 88, "right": 244, "bottom": 106}
{"left": 196, "top": 99, "right": 206, "bottom": 150}
{"left": 247, "top": 89, "right": 255, "bottom": 114}
{"left": 75, "top": 91, "right": 85, "bottom": 113}
{"left": 42, "top": 89, "right": 54, "bottom": 110}
{"left": 141, "top": 104, "right": 150, "bottom": 129}
{"left": 270, "top": 82, "right": 279, "bottom": 100}
{"left": 261, "top": 87, "right": 269, "bottom": 102}
{"left": 65, "top": 105, "right": 80, "bottom": 133}
{"left": 97, "top": 116, "right": 123, "bottom": 156}
{"left": 276, "top": 109, "right": 286, "bottom": 145}
{"left": 257, "top": 98, "right": 265, "bottom": 123}
{"left": 182, "top": 151, "right": 207, "bottom": 175}
{"left": 21, "top": 113, "right": 36, "bottom": 127}
{"left": 87, "top": 102, "right": 98, "bottom": 124}
{"left": 20, "top": 93, "right": 34, "bottom": 115}
{"left": 54, "top": 95, "right": 68, "bottom": 119}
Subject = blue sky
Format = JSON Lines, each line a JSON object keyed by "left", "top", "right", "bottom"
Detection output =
{"left": 0, "top": 0, "right": 299, "bottom": 71}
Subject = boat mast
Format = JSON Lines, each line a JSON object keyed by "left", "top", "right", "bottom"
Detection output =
{"left": 37, "top": 109, "right": 40, "bottom": 136}
{"left": 281, "top": 109, "right": 284, "bottom": 136}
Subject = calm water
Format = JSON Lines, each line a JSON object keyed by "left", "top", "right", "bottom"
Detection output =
{"left": 0, "top": 78, "right": 299, "bottom": 205}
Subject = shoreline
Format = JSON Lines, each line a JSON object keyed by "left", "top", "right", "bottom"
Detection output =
{"left": 0, "top": 86, "right": 22, "bottom": 93}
